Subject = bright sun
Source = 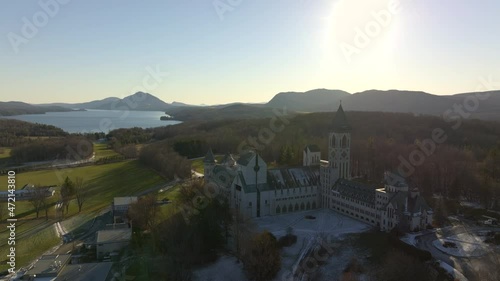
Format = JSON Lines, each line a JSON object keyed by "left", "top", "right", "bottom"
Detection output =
{"left": 321, "top": 0, "right": 403, "bottom": 66}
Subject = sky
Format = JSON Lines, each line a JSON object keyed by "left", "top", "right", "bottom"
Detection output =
{"left": 1, "top": 0, "right": 499, "bottom": 105}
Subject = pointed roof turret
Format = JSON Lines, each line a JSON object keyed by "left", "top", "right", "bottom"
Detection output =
{"left": 332, "top": 103, "right": 351, "bottom": 132}
{"left": 204, "top": 148, "right": 216, "bottom": 163}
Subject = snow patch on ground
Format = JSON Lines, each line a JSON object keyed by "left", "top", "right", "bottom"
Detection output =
{"left": 433, "top": 232, "right": 489, "bottom": 257}
{"left": 459, "top": 201, "right": 483, "bottom": 209}
{"left": 193, "top": 209, "right": 371, "bottom": 281}
{"left": 54, "top": 221, "right": 68, "bottom": 237}
{"left": 438, "top": 260, "right": 469, "bottom": 281}
{"left": 316, "top": 238, "right": 371, "bottom": 281}
{"left": 192, "top": 255, "right": 245, "bottom": 281}
{"left": 400, "top": 233, "right": 419, "bottom": 246}
{"left": 254, "top": 209, "right": 371, "bottom": 237}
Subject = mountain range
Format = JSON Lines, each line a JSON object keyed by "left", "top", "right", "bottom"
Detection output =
{"left": 38, "top": 92, "right": 187, "bottom": 112}
{"left": 0, "top": 101, "right": 74, "bottom": 116}
{"left": 266, "top": 89, "right": 500, "bottom": 121}
{"left": 2, "top": 89, "right": 500, "bottom": 121}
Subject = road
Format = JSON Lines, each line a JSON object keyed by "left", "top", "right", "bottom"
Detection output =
{"left": 6, "top": 154, "right": 96, "bottom": 171}
{"left": 415, "top": 221, "right": 500, "bottom": 281}
{"left": 2, "top": 169, "right": 202, "bottom": 279}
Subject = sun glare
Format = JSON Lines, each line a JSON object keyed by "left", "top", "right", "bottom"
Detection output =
{"left": 321, "top": 0, "right": 403, "bottom": 67}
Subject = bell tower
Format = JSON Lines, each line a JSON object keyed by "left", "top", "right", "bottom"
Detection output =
{"left": 328, "top": 103, "right": 351, "bottom": 181}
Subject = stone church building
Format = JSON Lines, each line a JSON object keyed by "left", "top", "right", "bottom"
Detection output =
{"left": 204, "top": 104, "right": 433, "bottom": 232}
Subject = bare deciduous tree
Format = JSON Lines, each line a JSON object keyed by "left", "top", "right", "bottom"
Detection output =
{"left": 242, "top": 231, "right": 281, "bottom": 281}
{"left": 128, "top": 194, "right": 159, "bottom": 231}
{"left": 29, "top": 184, "right": 49, "bottom": 219}
{"left": 74, "top": 177, "right": 89, "bottom": 213}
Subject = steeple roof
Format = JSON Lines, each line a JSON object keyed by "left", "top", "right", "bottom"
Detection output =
{"left": 203, "top": 148, "right": 216, "bottom": 163}
{"left": 332, "top": 103, "right": 351, "bottom": 132}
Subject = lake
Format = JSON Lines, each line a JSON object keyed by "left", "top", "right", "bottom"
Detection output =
{"left": 0, "top": 109, "right": 181, "bottom": 133}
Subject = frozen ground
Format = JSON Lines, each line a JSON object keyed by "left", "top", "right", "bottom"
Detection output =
{"left": 459, "top": 201, "right": 483, "bottom": 209}
{"left": 192, "top": 255, "right": 246, "bottom": 281}
{"left": 193, "top": 209, "right": 371, "bottom": 281}
{"left": 433, "top": 232, "right": 490, "bottom": 257}
{"left": 254, "top": 209, "right": 371, "bottom": 237}
{"left": 438, "top": 260, "right": 469, "bottom": 281}
{"left": 401, "top": 233, "right": 419, "bottom": 246}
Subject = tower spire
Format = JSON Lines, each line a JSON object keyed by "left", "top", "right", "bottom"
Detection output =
{"left": 332, "top": 103, "right": 351, "bottom": 133}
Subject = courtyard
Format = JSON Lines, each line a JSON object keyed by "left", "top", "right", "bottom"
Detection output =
{"left": 193, "top": 209, "right": 372, "bottom": 281}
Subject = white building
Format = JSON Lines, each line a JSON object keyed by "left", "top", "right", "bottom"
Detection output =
{"left": 204, "top": 150, "right": 319, "bottom": 219}
{"left": 204, "top": 104, "right": 433, "bottom": 232}
{"left": 0, "top": 184, "right": 53, "bottom": 201}
{"left": 303, "top": 145, "right": 321, "bottom": 166}
{"left": 112, "top": 196, "right": 138, "bottom": 223}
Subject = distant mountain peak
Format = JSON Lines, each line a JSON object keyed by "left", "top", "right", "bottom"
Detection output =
{"left": 267, "top": 89, "right": 351, "bottom": 112}
{"left": 33, "top": 92, "right": 191, "bottom": 112}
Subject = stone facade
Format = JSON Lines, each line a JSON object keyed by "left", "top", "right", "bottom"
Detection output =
{"left": 204, "top": 104, "right": 433, "bottom": 232}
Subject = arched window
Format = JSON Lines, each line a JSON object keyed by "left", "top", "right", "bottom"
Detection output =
{"left": 276, "top": 206, "right": 281, "bottom": 214}
{"left": 331, "top": 135, "right": 336, "bottom": 147}
{"left": 341, "top": 135, "right": 347, "bottom": 148}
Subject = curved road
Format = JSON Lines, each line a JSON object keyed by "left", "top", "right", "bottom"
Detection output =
{"left": 416, "top": 223, "right": 500, "bottom": 281}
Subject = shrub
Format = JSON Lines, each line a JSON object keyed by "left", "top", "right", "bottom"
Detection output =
{"left": 278, "top": 234, "right": 297, "bottom": 248}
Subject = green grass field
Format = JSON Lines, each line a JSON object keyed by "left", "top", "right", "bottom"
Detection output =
{"left": 93, "top": 143, "right": 120, "bottom": 160}
{"left": 0, "top": 224, "right": 60, "bottom": 273}
{"left": 190, "top": 155, "right": 223, "bottom": 174}
{"left": 156, "top": 184, "right": 182, "bottom": 222}
{"left": 0, "top": 148, "right": 12, "bottom": 168}
{"left": 0, "top": 148, "right": 11, "bottom": 159}
{"left": 190, "top": 158, "right": 204, "bottom": 174}
{"left": 0, "top": 160, "right": 167, "bottom": 272}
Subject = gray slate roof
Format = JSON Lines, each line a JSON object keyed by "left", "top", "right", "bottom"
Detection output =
{"left": 237, "top": 151, "right": 256, "bottom": 166}
{"left": 387, "top": 191, "right": 432, "bottom": 214}
{"left": 204, "top": 148, "right": 216, "bottom": 163}
{"left": 388, "top": 191, "right": 408, "bottom": 211}
{"left": 304, "top": 144, "right": 321, "bottom": 153}
{"left": 408, "top": 195, "right": 432, "bottom": 213}
{"left": 332, "top": 179, "right": 376, "bottom": 205}
{"left": 236, "top": 171, "right": 271, "bottom": 193}
{"left": 233, "top": 166, "right": 320, "bottom": 193}
{"left": 210, "top": 165, "right": 237, "bottom": 188}
{"left": 268, "top": 167, "right": 320, "bottom": 190}
{"left": 96, "top": 228, "right": 131, "bottom": 244}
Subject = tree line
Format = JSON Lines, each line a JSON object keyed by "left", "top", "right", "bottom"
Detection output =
{"left": 106, "top": 111, "right": 500, "bottom": 209}
{"left": 0, "top": 119, "right": 67, "bottom": 147}
{"left": 10, "top": 136, "right": 94, "bottom": 163}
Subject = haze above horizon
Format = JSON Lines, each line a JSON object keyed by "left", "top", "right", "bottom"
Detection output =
{"left": 1, "top": 0, "right": 499, "bottom": 105}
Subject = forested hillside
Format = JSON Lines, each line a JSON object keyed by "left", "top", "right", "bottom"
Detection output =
{"left": 108, "top": 111, "right": 500, "bottom": 207}
{"left": 0, "top": 119, "right": 94, "bottom": 164}
{"left": 0, "top": 102, "right": 72, "bottom": 116}
{"left": 0, "top": 119, "right": 68, "bottom": 146}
